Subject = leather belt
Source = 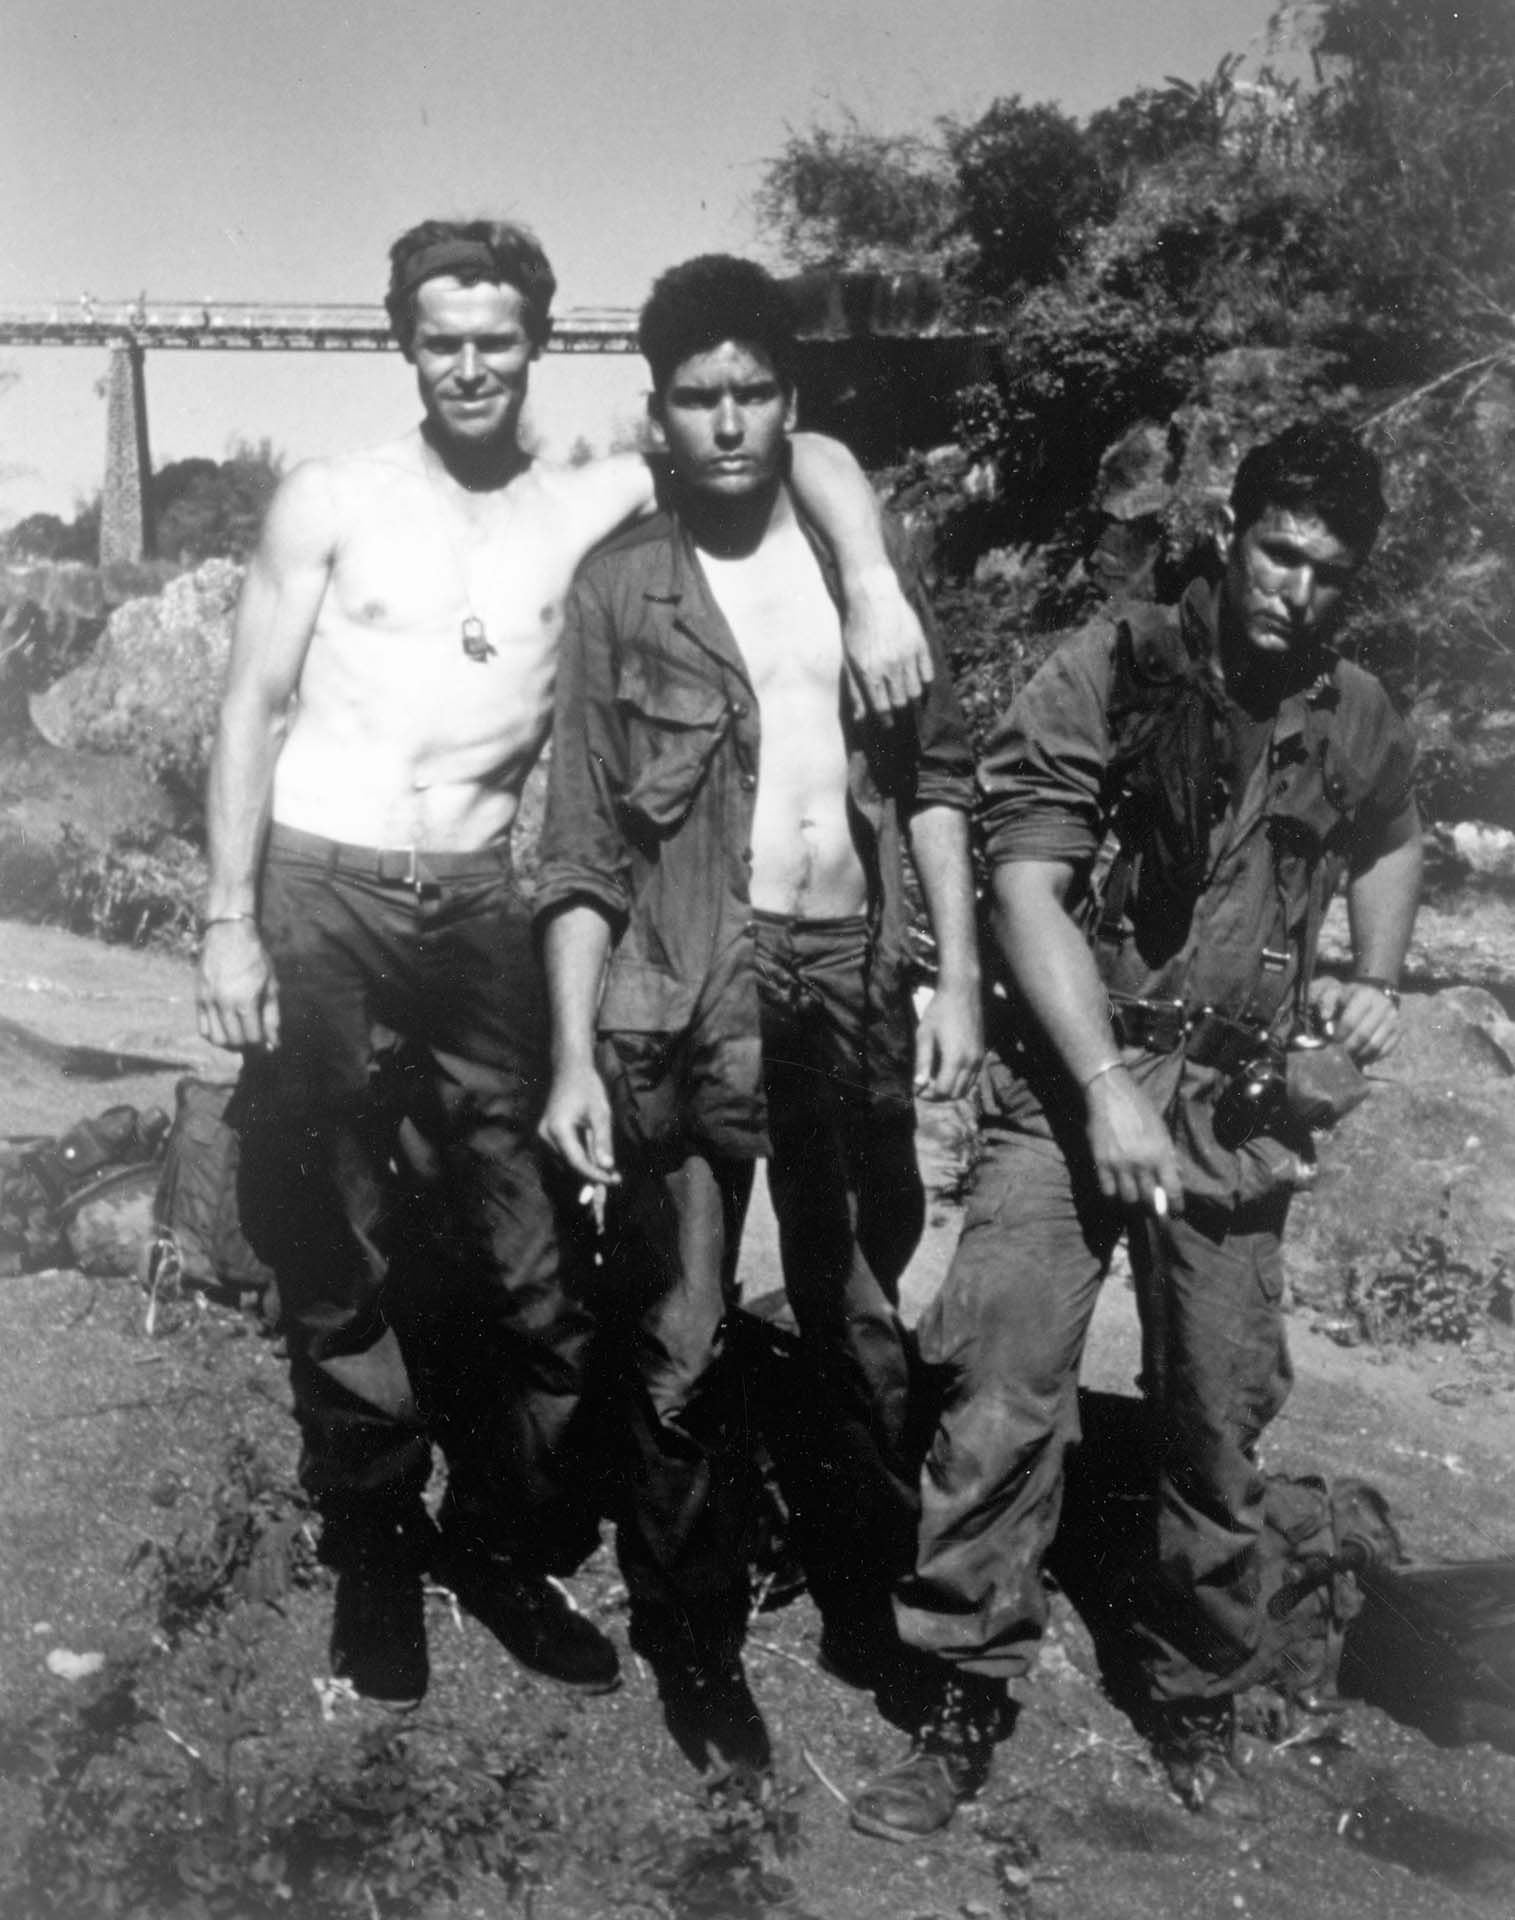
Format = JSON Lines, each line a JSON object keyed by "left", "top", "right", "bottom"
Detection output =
{"left": 1109, "top": 995, "right": 1271, "bottom": 1075}
{"left": 267, "top": 822, "right": 511, "bottom": 886}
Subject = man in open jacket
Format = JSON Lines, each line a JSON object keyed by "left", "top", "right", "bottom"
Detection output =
{"left": 535, "top": 254, "right": 980, "bottom": 1780}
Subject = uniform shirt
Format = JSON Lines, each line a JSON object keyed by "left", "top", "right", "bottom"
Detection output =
{"left": 534, "top": 499, "right": 975, "bottom": 1153}
{"left": 979, "top": 578, "right": 1417, "bottom": 1023}
{"left": 976, "top": 578, "right": 1417, "bottom": 1207}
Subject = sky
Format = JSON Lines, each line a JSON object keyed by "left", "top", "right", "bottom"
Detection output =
{"left": 0, "top": 0, "right": 1293, "bottom": 520}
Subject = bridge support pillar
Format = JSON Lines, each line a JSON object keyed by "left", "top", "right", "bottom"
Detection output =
{"left": 100, "top": 344, "right": 152, "bottom": 564}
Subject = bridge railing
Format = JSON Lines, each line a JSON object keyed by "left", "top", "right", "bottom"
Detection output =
{"left": 0, "top": 301, "right": 642, "bottom": 352}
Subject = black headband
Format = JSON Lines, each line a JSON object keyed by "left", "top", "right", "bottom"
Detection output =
{"left": 394, "top": 238, "right": 503, "bottom": 299}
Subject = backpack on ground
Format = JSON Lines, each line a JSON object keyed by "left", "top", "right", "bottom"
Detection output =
{"left": 0, "top": 1104, "right": 170, "bottom": 1277}
{"left": 148, "top": 1075, "right": 277, "bottom": 1318}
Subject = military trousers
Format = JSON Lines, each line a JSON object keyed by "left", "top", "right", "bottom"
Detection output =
{"left": 602, "top": 912, "right": 924, "bottom": 1655}
{"left": 239, "top": 826, "right": 599, "bottom": 1573}
{"left": 895, "top": 1115, "right": 1293, "bottom": 1701}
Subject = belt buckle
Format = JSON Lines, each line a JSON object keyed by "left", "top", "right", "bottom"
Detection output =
{"left": 405, "top": 847, "right": 441, "bottom": 900}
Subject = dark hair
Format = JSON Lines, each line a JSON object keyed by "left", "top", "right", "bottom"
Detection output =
{"left": 1230, "top": 421, "right": 1386, "bottom": 553}
{"left": 385, "top": 219, "right": 557, "bottom": 353}
{"left": 638, "top": 254, "right": 799, "bottom": 396}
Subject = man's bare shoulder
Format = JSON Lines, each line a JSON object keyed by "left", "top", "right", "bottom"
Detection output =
{"left": 263, "top": 435, "right": 422, "bottom": 536}
{"left": 310, "top": 432, "right": 426, "bottom": 499}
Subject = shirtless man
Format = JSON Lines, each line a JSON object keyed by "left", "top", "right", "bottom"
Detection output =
{"left": 535, "top": 255, "right": 981, "bottom": 1777}
{"left": 195, "top": 220, "right": 932, "bottom": 1706}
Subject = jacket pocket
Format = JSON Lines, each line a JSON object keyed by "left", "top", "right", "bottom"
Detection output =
{"left": 616, "top": 658, "right": 732, "bottom": 831}
{"left": 598, "top": 958, "right": 697, "bottom": 1035}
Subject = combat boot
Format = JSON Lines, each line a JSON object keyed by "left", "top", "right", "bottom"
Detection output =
{"left": 322, "top": 1499, "right": 439, "bottom": 1707}
{"left": 630, "top": 1607, "right": 772, "bottom": 1782}
{"left": 1148, "top": 1696, "right": 1264, "bottom": 1821}
{"left": 654, "top": 1648, "right": 773, "bottom": 1782}
{"left": 849, "top": 1667, "right": 1011, "bottom": 1841}
{"left": 438, "top": 1541, "right": 621, "bottom": 1693}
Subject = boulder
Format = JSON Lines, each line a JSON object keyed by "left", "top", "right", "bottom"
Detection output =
{"left": 29, "top": 558, "right": 241, "bottom": 800}
{"left": 1286, "top": 988, "right": 1515, "bottom": 1312}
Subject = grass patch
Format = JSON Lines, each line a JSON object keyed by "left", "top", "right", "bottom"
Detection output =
{"left": 1345, "top": 1213, "right": 1513, "bottom": 1348}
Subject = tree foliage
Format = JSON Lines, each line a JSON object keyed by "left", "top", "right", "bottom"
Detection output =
{"left": 4, "top": 499, "right": 102, "bottom": 564}
{"left": 944, "top": 96, "right": 1113, "bottom": 306}
{"left": 753, "top": 113, "right": 960, "bottom": 272}
{"left": 152, "top": 439, "right": 283, "bottom": 566}
{"left": 753, "top": 3, "right": 1515, "bottom": 815}
{"left": 2, "top": 442, "right": 281, "bottom": 569}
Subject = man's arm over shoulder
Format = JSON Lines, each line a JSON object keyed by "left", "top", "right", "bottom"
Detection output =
{"left": 196, "top": 460, "right": 341, "bottom": 1052}
{"left": 534, "top": 452, "right": 661, "bottom": 558}
{"left": 788, "top": 439, "right": 935, "bottom": 717}
{"left": 542, "top": 443, "right": 933, "bottom": 717}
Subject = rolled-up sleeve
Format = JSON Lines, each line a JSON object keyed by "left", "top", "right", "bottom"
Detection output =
{"left": 533, "top": 566, "right": 633, "bottom": 934}
{"left": 1349, "top": 683, "right": 1419, "bottom": 859}
{"left": 977, "top": 623, "right": 1116, "bottom": 870}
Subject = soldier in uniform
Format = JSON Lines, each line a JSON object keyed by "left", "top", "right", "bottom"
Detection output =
{"left": 850, "top": 422, "right": 1423, "bottom": 1838}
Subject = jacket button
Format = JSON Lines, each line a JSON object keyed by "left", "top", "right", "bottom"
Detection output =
{"left": 740, "top": 773, "right": 756, "bottom": 791}
{"left": 731, "top": 701, "right": 748, "bottom": 719}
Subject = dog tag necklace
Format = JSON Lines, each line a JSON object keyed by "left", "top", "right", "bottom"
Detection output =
{"left": 423, "top": 446, "right": 498, "bottom": 664}
{"left": 460, "top": 614, "right": 494, "bottom": 664}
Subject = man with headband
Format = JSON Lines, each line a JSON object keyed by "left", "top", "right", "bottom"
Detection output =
{"left": 196, "top": 217, "right": 932, "bottom": 1705}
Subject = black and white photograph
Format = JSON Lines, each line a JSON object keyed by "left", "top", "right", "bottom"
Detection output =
{"left": 1, "top": 3, "right": 1513, "bottom": 1914}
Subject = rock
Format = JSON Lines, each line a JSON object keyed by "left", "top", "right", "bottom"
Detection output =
{"left": 29, "top": 558, "right": 241, "bottom": 798}
{"left": 1436, "top": 986, "right": 1515, "bottom": 1072}
{"left": 973, "top": 545, "right": 1031, "bottom": 588}
{"left": 1437, "top": 822, "right": 1515, "bottom": 886}
{"left": 1319, "top": 893, "right": 1515, "bottom": 1003}
{"left": 1407, "top": 701, "right": 1515, "bottom": 831}
{"left": 1286, "top": 988, "right": 1515, "bottom": 1312}
{"left": 1097, "top": 421, "right": 1172, "bottom": 522}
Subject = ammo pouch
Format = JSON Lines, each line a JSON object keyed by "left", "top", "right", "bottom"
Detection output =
{"left": 1282, "top": 1039, "right": 1370, "bottom": 1132}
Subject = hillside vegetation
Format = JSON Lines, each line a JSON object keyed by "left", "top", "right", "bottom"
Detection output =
{"left": 760, "top": 0, "right": 1515, "bottom": 820}
{"left": 0, "top": 3, "right": 1511, "bottom": 953}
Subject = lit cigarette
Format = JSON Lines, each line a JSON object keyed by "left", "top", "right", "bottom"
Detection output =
{"left": 1151, "top": 1185, "right": 1169, "bottom": 1219}
{"left": 577, "top": 1182, "right": 608, "bottom": 1236}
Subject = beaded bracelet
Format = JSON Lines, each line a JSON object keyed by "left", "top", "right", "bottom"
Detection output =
{"left": 1080, "top": 1058, "right": 1127, "bottom": 1092}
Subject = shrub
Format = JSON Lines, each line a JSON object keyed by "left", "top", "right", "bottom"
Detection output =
{"left": 50, "top": 825, "right": 204, "bottom": 953}
{"left": 1345, "top": 1221, "right": 1514, "bottom": 1347}
{"left": 27, "top": 559, "right": 240, "bottom": 817}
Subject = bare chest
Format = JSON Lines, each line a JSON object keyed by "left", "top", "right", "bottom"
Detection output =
{"left": 699, "top": 540, "right": 843, "bottom": 704}
{"left": 325, "top": 488, "right": 577, "bottom": 659}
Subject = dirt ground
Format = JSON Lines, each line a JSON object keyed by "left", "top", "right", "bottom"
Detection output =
{"left": 1, "top": 916, "right": 1514, "bottom": 1920}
